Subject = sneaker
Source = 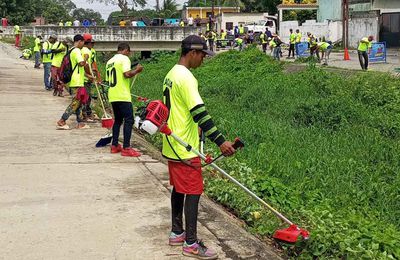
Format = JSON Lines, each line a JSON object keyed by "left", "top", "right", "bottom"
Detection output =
{"left": 182, "top": 240, "right": 218, "bottom": 260}
{"left": 121, "top": 147, "right": 141, "bottom": 157}
{"left": 56, "top": 124, "right": 70, "bottom": 130}
{"left": 110, "top": 144, "right": 122, "bottom": 154}
{"left": 76, "top": 123, "right": 90, "bottom": 129}
{"left": 56, "top": 120, "right": 69, "bottom": 130}
{"left": 169, "top": 231, "right": 185, "bottom": 246}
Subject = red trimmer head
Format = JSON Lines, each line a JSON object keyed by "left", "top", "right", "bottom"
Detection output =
{"left": 273, "top": 224, "right": 310, "bottom": 243}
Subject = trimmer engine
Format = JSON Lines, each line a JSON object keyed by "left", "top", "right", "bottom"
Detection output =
{"left": 134, "top": 100, "right": 169, "bottom": 135}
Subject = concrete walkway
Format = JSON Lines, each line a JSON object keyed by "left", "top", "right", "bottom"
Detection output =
{"left": 0, "top": 42, "right": 281, "bottom": 260}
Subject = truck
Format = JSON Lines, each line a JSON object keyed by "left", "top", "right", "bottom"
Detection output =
{"left": 245, "top": 17, "right": 277, "bottom": 34}
{"left": 217, "top": 13, "right": 277, "bottom": 35}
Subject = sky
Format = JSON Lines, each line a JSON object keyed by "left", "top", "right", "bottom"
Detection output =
{"left": 71, "top": 0, "right": 187, "bottom": 19}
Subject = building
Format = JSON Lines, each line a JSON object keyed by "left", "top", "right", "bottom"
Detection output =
{"left": 354, "top": 0, "right": 400, "bottom": 47}
{"left": 216, "top": 13, "right": 277, "bottom": 33}
{"left": 278, "top": 0, "right": 400, "bottom": 47}
{"left": 182, "top": 6, "right": 240, "bottom": 20}
{"left": 318, "top": 0, "right": 400, "bottom": 47}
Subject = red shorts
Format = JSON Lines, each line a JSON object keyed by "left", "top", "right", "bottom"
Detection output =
{"left": 168, "top": 157, "right": 203, "bottom": 195}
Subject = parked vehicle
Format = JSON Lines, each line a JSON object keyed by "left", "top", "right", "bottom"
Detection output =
{"left": 245, "top": 18, "right": 277, "bottom": 34}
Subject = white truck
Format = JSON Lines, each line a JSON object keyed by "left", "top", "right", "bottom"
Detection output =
{"left": 245, "top": 18, "right": 277, "bottom": 34}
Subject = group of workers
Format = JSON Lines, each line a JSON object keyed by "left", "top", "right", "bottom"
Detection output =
{"left": 196, "top": 26, "right": 374, "bottom": 69}
{"left": 31, "top": 33, "right": 104, "bottom": 136}
{"left": 58, "top": 19, "right": 97, "bottom": 27}
{"left": 24, "top": 30, "right": 234, "bottom": 259}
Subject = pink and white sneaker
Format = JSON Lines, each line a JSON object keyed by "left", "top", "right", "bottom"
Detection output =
{"left": 169, "top": 231, "right": 185, "bottom": 246}
{"left": 182, "top": 240, "right": 218, "bottom": 259}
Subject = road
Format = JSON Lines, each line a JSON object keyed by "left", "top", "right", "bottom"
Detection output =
{"left": 0, "top": 42, "right": 281, "bottom": 260}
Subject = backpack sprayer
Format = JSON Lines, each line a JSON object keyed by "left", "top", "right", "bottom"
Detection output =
{"left": 134, "top": 100, "right": 310, "bottom": 244}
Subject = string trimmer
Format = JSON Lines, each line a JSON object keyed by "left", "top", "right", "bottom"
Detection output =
{"left": 134, "top": 100, "right": 310, "bottom": 244}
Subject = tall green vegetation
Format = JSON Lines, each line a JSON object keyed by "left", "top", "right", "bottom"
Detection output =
{"left": 130, "top": 47, "right": 400, "bottom": 258}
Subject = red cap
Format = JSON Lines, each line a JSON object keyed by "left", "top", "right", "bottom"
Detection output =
{"left": 83, "top": 33, "right": 93, "bottom": 43}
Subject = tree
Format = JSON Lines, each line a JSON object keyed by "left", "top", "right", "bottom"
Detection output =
{"left": 55, "top": 0, "right": 77, "bottom": 12}
{"left": 160, "top": 0, "right": 180, "bottom": 18}
{"left": 87, "top": 0, "right": 147, "bottom": 15}
{"left": 71, "top": 8, "right": 104, "bottom": 24}
{"left": 33, "top": 0, "right": 71, "bottom": 24}
{"left": 0, "top": 0, "right": 75, "bottom": 25}
{"left": 107, "top": 9, "right": 158, "bottom": 25}
{"left": 155, "top": 0, "right": 160, "bottom": 12}
{"left": 186, "top": 0, "right": 282, "bottom": 14}
{"left": 0, "top": 0, "right": 36, "bottom": 25}
{"left": 283, "top": 9, "right": 316, "bottom": 24}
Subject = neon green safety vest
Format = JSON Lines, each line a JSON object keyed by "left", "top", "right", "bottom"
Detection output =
{"left": 220, "top": 32, "right": 226, "bottom": 40}
{"left": 358, "top": 37, "right": 371, "bottom": 52}
{"left": 42, "top": 41, "right": 53, "bottom": 63}
{"left": 296, "top": 33, "right": 302, "bottom": 43}
{"left": 290, "top": 33, "right": 296, "bottom": 44}
{"left": 260, "top": 33, "right": 267, "bottom": 44}
{"left": 14, "top": 25, "right": 20, "bottom": 35}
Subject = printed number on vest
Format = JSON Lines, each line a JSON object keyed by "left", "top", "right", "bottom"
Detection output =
{"left": 106, "top": 67, "right": 117, "bottom": 87}
{"left": 163, "top": 78, "right": 172, "bottom": 111}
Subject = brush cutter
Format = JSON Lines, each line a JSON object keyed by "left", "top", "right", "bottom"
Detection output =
{"left": 134, "top": 100, "right": 310, "bottom": 244}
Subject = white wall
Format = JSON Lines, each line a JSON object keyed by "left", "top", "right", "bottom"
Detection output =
{"left": 348, "top": 16, "right": 379, "bottom": 47}
{"left": 280, "top": 17, "right": 379, "bottom": 48}
{"left": 279, "top": 20, "right": 342, "bottom": 44}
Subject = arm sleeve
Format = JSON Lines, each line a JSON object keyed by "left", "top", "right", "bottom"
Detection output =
{"left": 190, "top": 104, "right": 225, "bottom": 146}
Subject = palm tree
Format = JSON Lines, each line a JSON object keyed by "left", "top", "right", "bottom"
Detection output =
{"left": 161, "top": 0, "right": 180, "bottom": 18}
{"left": 155, "top": 0, "right": 160, "bottom": 11}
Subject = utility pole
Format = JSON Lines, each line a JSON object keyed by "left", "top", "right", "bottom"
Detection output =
{"left": 211, "top": 0, "right": 215, "bottom": 31}
{"left": 343, "top": 0, "right": 350, "bottom": 60}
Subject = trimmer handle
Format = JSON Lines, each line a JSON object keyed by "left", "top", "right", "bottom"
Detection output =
{"left": 232, "top": 138, "right": 244, "bottom": 150}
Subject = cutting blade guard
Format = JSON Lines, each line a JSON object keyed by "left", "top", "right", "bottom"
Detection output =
{"left": 273, "top": 224, "right": 310, "bottom": 243}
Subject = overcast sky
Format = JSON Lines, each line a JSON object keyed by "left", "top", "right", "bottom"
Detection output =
{"left": 71, "top": 0, "right": 187, "bottom": 19}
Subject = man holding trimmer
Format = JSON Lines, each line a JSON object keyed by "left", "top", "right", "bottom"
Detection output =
{"left": 163, "top": 35, "right": 236, "bottom": 259}
{"left": 106, "top": 42, "right": 143, "bottom": 157}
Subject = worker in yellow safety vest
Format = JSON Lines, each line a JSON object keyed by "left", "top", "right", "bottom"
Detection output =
{"left": 316, "top": 41, "right": 333, "bottom": 65}
{"left": 307, "top": 32, "right": 319, "bottom": 60}
{"left": 220, "top": 29, "right": 226, "bottom": 40}
{"left": 207, "top": 30, "right": 217, "bottom": 51}
{"left": 295, "top": 29, "right": 301, "bottom": 57}
{"left": 239, "top": 24, "right": 244, "bottom": 35}
{"left": 288, "top": 29, "right": 296, "bottom": 58}
{"left": 14, "top": 25, "right": 21, "bottom": 48}
{"left": 234, "top": 36, "right": 244, "bottom": 51}
{"left": 357, "top": 35, "right": 374, "bottom": 71}
{"left": 268, "top": 37, "right": 276, "bottom": 56}
{"left": 259, "top": 31, "right": 268, "bottom": 53}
